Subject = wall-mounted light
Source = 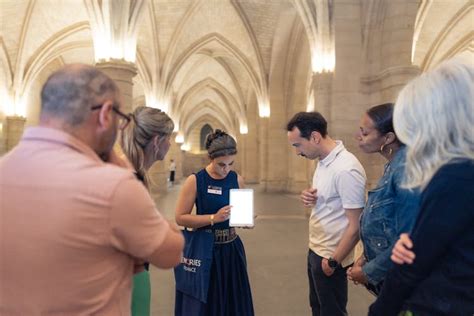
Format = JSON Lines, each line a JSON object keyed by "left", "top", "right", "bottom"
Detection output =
{"left": 146, "top": 94, "right": 170, "bottom": 113}
{"left": 239, "top": 124, "right": 248, "bottom": 134}
{"left": 311, "top": 50, "right": 335, "bottom": 74}
{"left": 157, "top": 101, "right": 169, "bottom": 113}
{"left": 1, "top": 90, "right": 26, "bottom": 118}
{"left": 92, "top": 31, "right": 137, "bottom": 63}
{"left": 175, "top": 133, "right": 184, "bottom": 144}
{"left": 258, "top": 102, "right": 270, "bottom": 118}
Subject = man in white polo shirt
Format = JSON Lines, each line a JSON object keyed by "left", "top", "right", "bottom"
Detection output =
{"left": 287, "top": 112, "right": 366, "bottom": 316}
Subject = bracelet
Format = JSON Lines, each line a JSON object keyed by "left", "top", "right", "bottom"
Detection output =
{"left": 210, "top": 214, "right": 214, "bottom": 226}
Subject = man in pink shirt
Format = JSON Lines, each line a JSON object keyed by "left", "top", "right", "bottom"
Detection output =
{"left": 0, "top": 64, "right": 184, "bottom": 315}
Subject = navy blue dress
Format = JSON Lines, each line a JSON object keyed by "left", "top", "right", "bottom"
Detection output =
{"left": 175, "top": 169, "right": 254, "bottom": 316}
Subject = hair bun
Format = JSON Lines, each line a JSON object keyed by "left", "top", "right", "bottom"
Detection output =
{"left": 205, "top": 129, "right": 228, "bottom": 149}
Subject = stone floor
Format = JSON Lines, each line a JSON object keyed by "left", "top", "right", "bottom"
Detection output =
{"left": 149, "top": 183, "right": 375, "bottom": 316}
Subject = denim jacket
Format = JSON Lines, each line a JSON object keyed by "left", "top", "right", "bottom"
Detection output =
{"left": 360, "top": 146, "right": 420, "bottom": 286}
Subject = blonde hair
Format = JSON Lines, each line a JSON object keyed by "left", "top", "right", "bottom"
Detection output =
{"left": 393, "top": 56, "right": 474, "bottom": 190}
{"left": 121, "top": 106, "right": 174, "bottom": 188}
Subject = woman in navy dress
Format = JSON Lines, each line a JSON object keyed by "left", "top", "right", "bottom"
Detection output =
{"left": 175, "top": 129, "right": 254, "bottom": 316}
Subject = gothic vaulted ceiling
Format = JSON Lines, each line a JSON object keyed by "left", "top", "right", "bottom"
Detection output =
{"left": 1, "top": 0, "right": 472, "bottom": 148}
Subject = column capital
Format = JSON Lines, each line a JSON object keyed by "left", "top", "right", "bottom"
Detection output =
{"left": 95, "top": 59, "right": 138, "bottom": 75}
{"left": 95, "top": 60, "right": 137, "bottom": 113}
{"left": 6, "top": 115, "right": 27, "bottom": 122}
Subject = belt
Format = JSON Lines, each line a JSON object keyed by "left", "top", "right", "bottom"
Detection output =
{"left": 205, "top": 228, "right": 237, "bottom": 244}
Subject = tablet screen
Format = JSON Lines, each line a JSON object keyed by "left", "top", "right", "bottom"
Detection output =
{"left": 229, "top": 189, "right": 254, "bottom": 227}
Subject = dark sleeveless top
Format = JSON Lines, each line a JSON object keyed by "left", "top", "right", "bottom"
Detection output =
{"left": 195, "top": 169, "right": 239, "bottom": 230}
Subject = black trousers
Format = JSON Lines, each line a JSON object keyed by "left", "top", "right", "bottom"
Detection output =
{"left": 307, "top": 249, "right": 349, "bottom": 316}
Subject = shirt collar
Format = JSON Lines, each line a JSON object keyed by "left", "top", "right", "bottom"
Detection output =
{"left": 21, "top": 126, "right": 103, "bottom": 163}
{"left": 319, "top": 140, "right": 345, "bottom": 167}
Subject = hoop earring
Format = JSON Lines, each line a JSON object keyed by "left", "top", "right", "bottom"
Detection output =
{"left": 380, "top": 144, "right": 393, "bottom": 156}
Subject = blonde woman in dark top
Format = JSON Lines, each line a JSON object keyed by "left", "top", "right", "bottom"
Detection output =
{"left": 121, "top": 106, "right": 175, "bottom": 316}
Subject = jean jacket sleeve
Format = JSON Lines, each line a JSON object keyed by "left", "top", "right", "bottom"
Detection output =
{"left": 363, "top": 163, "right": 421, "bottom": 285}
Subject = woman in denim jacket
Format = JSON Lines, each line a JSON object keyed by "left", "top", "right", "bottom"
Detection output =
{"left": 347, "top": 103, "right": 420, "bottom": 295}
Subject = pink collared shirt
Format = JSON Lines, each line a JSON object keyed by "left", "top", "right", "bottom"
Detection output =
{"left": 0, "top": 127, "right": 170, "bottom": 315}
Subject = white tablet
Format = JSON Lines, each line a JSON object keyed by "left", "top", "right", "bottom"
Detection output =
{"left": 229, "top": 189, "right": 254, "bottom": 227}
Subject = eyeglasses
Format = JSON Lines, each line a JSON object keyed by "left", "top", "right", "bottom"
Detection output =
{"left": 91, "top": 104, "right": 131, "bottom": 130}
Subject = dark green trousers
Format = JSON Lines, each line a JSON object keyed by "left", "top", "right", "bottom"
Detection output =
{"left": 131, "top": 271, "right": 151, "bottom": 316}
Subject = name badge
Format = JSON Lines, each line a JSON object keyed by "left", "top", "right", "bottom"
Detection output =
{"left": 207, "top": 185, "right": 222, "bottom": 195}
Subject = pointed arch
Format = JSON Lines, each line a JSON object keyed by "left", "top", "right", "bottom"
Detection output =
{"left": 19, "top": 22, "right": 92, "bottom": 97}
{"left": 180, "top": 99, "right": 236, "bottom": 137}
{"left": 174, "top": 77, "right": 246, "bottom": 128}
{"left": 420, "top": 2, "right": 473, "bottom": 70}
{"left": 164, "top": 33, "right": 265, "bottom": 110}
{"left": 200, "top": 123, "right": 213, "bottom": 150}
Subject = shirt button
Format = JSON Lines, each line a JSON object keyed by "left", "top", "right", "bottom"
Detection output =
{"left": 377, "top": 243, "right": 381, "bottom": 246}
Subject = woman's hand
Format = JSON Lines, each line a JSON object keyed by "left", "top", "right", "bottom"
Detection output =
{"left": 391, "top": 233, "right": 415, "bottom": 264}
{"left": 353, "top": 255, "right": 366, "bottom": 268}
{"left": 214, "top": 205, "right": 232, "bottom": 223}
{"left": 347, "top": 266, "right": 368, "bottom": 285}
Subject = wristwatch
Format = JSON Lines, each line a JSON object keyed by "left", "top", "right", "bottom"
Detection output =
{"left": 327, "top": 257, "right": 339, "bottom": 269}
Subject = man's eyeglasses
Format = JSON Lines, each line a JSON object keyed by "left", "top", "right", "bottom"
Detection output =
{"left": 91, "top": 104, "right": 131, "bottom": 130}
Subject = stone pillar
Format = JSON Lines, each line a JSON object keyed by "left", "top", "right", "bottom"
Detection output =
{"left": 258, "top": 117, "right": 269, "bottom": 191}
{"left": 235, "top": 134, "right": 244, "bottom": 176}
{"left": 96, "top": 60, "right": 137, "bottom": 114}
{"left": 311, "top": 72, "right": 333, "bottom": 123}
{"left": 5, "top": 116, "right": 26, "bottom": 151}
{"left": 148, "top": 161, "right": 168, "bottom": 194}
{"left": 0, "top": 121, "right": 5, "bottom": 155}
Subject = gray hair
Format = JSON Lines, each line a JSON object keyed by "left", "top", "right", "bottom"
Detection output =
{"left": 393, "top": 56, "right": 474, "bottom": 189}
{"left": 41, "top": 64, "right": 118, "bottom": 126}
{"left": 205, "top": 129, "right": 237, "bottom": 159}
{"left": 120, "top": 106, "right": 174, "bottom": 188}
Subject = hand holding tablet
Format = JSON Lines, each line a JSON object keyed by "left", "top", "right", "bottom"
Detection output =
{"left": 229, "top": 189, "right": 254, "bottom": 227}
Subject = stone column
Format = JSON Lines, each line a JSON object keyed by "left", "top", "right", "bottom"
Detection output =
{"left": 148, "top": 161, "right": 168, "bottom": 194}
{"left": 235, "top": 134, "right": 244, "bottom": 176}
{"left": 0, "top": 121, "right": 5, "bottom": 155}
{"left": 258, "top": 117, "right": 269, "bottom": 191}
{"left": 311, "top": 72, "right": 333, "bottom": 123}
{"left": 96, "top": 60, "right": 137, "bottom": 114}
{"left": 5, "top": 116, "right": 26, "bottom": 151}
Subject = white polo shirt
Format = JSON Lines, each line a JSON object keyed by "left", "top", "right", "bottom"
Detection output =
{"left": 309, "top": 141, "right": 366, "bottom": 267}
